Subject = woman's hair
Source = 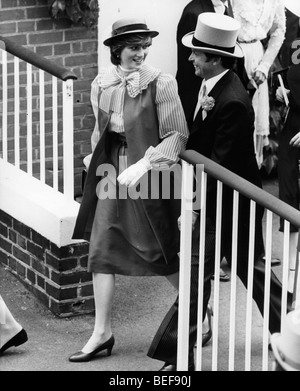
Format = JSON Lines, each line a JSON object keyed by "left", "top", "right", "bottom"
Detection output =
{"left": 108, "top": 33, "right": 153, "bottom": 65}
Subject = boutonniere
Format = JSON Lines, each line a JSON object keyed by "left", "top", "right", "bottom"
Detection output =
{"left": 201, "top": 96, "right": 215, "bottom": 111}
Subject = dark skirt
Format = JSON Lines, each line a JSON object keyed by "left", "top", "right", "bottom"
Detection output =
{"left": 87, "top": 132, "right": 179, "bottom": 276}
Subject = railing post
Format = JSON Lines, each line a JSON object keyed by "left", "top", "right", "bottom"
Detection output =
{"left": 228, "top": 190, "right": 239, "bottom": 371}
{"left": 262, "top": 210, "right": 273, "bottom": 371}
{"left": 212, "top": 180, "right": 223, "bottom": 371}
{"left": 177, "top": 160, "right": 194, "bottom": 371}
{"left": 14, "top": 57, "right": 20, "bottom": 168}
{"left": 245, "top": 200, "right": 256, "bottom": 371}
{"left": 1, "top": 49, "right": 8, "bottom": 162}
{"left": 195, "top": 168, "right": 207, "bottom": 371}
{"left": 63, "top": 79, "right": 74, "bottom": 200}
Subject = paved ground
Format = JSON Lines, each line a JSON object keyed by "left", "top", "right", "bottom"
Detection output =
{"left": 0, "top": 178, "right": 282, "bottom": 372}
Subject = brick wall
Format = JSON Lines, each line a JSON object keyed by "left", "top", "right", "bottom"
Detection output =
{"left": 0, "top": 0, "right": 98, "bottom": 315}
{"left": 0, "top": 0, "right": 98, "bottom": 196}
{"left": 0, "top": 209, "right": 93, "bottom": 317}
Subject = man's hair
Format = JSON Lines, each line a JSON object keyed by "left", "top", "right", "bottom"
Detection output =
{"left": 204, "top": 52, "right": 237, "bottom": 70}
{"left": 108, "top": 34, "right": 153, "bottom": 65}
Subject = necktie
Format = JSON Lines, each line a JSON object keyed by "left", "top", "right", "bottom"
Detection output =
{"left": 194, "top": 81, "right": 207, "bottom": 120}
{"left": 225, "top": 0, "right": 233, "bottom": 17}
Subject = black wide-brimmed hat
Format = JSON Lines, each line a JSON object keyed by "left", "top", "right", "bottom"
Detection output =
{"left": 103, "top": 17, "right": 159, "bottom": 46}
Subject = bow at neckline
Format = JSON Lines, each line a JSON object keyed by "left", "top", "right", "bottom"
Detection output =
{"left": 101, "top": 67, "right": 141, "bottom": 98}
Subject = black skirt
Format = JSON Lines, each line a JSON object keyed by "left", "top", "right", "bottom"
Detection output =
{"left": 87, "top": 132, "right": 179, "bottom": 276}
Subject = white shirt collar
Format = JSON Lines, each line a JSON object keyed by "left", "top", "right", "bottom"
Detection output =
{"left": 204, "top": 69, "right": 229, "bottom": 95}
{"left": 211, "top": 0, "right": 228, "bottom": 14}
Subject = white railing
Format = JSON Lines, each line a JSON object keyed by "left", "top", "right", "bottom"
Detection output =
{"left": 0, "top": 36, "right": 77, "bottom": 201}
{"left": 177, "top": 150, "right": 300, "bottom": 371}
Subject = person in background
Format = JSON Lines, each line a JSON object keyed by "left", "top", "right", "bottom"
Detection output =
{"left": 271, "top": 308, "right": 300, "bottom": 371}
{"left": 0, "top": 295, "right": 28, "bottom": 355}
{"left": 230, "top": 0, "right": 286, "bottom": 169}
{"left": 276, "top": 1, "right": 300, "bottom": 301}
{"left": 68, "top": 17, "right": 189, "bottom": 363}
{"left": 278, "top": 0, "right": 300, "bottom": 68}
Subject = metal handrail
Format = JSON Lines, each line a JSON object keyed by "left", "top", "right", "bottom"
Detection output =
{"left": 180, "top": 149, "right": 300, "bottom": 229}
{"left": 0, "top": 35, "right": 77, "bottom": 81}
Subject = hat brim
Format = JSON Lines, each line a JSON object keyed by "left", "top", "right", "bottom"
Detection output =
{"left": 104, "top": 30, "right": 159, "bottom": 46}
{"left": 285, "top": 0, "right": 300, "bottom": 17}
{"left": 182, "top": 31, "right": 244, "bottom": 59}
{"left": 270, "top": 333, "right": 299, "bottom": 371}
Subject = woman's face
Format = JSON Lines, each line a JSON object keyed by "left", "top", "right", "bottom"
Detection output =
{"left": 120, "top": 40, "right": 151, "bottom": 71}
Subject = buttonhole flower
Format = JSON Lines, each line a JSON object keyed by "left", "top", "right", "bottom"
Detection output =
{"left": 201, "top": 96, "right": 215, "bottom": 111}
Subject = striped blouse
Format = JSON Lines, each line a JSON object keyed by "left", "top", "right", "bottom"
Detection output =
{"left": 84, "top": 64, "right": 189, "bottom": 169}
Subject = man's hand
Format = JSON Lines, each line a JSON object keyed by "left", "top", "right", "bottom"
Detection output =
{"left": 177, "top": 212, "right": 198, "bottom": 231}
{"left": 290, "top": 132, "right": 300, "bottom": 148}
{"left": 276, "top": 86, "right": 290, "bottom": 103}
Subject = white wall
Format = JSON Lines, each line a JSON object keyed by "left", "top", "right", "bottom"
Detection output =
{"left": 98, "top": 0, "right": 191, "bottom": 76}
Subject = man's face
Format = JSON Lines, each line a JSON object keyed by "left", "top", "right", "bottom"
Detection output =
{"left": 188, "top": 49, "right": 214, "bottom": 79}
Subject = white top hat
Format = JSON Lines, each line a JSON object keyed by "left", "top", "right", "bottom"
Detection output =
{"left": 285, "top": 0, "right": 300, "bottom": 17}
{"left": 103, "top": 17, "right": 159, "bottom": 46}
{"left": 182, "top": 12, "right": 243, "bottom": 58}
{"left": 271, "top": 310, "right": 300, "bottom": 371}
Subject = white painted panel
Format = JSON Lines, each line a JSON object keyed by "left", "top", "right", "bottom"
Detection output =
{"left": 0, "top": 160, "right": 81, "bottom": 248}
{"left": 98, "top": 0, "right": 191, "bottom": 76}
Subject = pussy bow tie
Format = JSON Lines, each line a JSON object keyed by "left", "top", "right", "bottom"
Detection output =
{"left": 102, "top": 70, "right": 141, "bottom": 98}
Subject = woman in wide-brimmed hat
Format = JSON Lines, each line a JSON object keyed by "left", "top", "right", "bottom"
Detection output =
{"left": 68, "top": 16, "right": 189, "bottom": 363}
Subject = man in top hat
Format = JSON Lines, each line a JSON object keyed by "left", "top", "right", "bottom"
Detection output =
{"left": 176, "top": 0, "right": 249, "bottom": 121}
{"left": 177, "top": 0, "right": 250, "bottom": 284}
{"left": 271, "top": 308, "right": 300, "bottom": 371}
{"left": 147, "top": 12, "right": 291, "bottom": 371}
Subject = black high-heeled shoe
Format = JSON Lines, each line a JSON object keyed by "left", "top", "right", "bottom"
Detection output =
{"left": 159, "top": 362, "right": 195, "bottom": 371}
{"left": 69, "top": 335, "right": 115, "bottom": 362}
{"left": 0, "top": 328, "right": 28, "bottom": 355}
{"left": 202, "top": 304, "right": 213, "bottom": 347}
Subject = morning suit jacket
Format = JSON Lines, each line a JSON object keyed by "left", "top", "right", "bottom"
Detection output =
{"left": 186, "top": 69, "right": 265, "bottom": 267}
{"left": 176, "top": 0, "right": 215, "bottom": 119}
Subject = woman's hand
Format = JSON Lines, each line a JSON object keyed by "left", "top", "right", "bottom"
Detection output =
{"left": 177, "top": 212, "right": 198, "bottom": 231}
{"left": 290, "top": 132, "right": 300, "bottom": 148}
{"left": 253, "top": 70, "right": 266, "bottom": 86}
{"left": 117, "top": 158, "right": 151, "bottom": 187}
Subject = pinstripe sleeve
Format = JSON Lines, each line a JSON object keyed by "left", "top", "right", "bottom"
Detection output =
{"left": 82, "top": 74, "right": 101, "bottom": 169}
{"left": 90, "top": 75, "right": 101, "bottom": 152}
{"left": 144, "top": 73, "right": 189, "bottom": 167}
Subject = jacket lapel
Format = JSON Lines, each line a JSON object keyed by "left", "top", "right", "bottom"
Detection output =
{"left": 208, "top": 70, "right": 234, "bottom": 104}
{"left": 189, "top": 70, "right": 235, "bottom": 134}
